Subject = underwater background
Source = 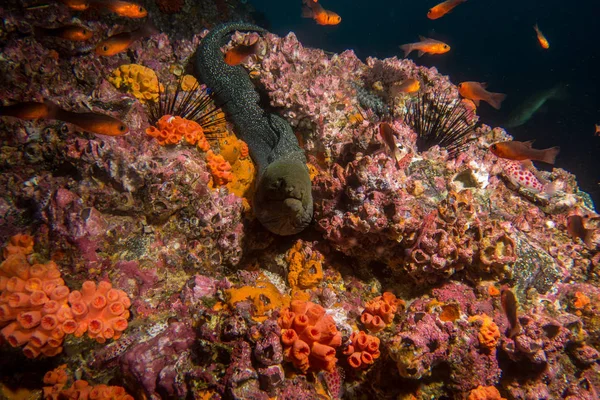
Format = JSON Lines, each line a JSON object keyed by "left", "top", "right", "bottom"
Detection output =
{"left": 254, "top": 0, "right": 600, "bottom": 204}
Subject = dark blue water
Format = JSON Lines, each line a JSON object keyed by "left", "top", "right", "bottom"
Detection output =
{"left": 250, "top": 0, "right": 600, "bottom": 205}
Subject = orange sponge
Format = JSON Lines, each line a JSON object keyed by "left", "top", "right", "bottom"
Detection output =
{"left": 469, "top": 314, "right": 501, "bottom": 351}
{"left": 467, "top": 385, "right": 505, "bottom": 400}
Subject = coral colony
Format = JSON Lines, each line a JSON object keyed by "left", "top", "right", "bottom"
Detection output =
{"left": 1, "top": 1, "right": 600, "bottom": 399}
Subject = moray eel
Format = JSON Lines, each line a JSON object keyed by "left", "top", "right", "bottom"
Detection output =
{"left": 195, "top": 22, "right": 313, "bottom": 235}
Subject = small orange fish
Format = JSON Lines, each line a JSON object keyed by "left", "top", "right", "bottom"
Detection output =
{"left": 34, "top": 25, "right": 93, "bottom": 41}
{"left": 457, "top": 81, "right": 506, "bottom": 109}
{"left": 534, "top": 24, "right": 550, "bottom": 49}
{"left": 90, "top": 0, "right": 147, "bottom": 18}
{"left": 392, "top": 79, "right": 421, "bottom": 94}
{"left": 95, "top": 23, "right": 156, "bottom": 56}
{"left": 400, "top": 36, "right": 450, "bottom": 57}
{"left": 567, "top": 215, "right": 597, "bottom": 248}
{"left": 0, "top": 102, "right": 52, "bottom": 120}
{"left": 490, "top": 140, "right": 560, "bottom": 164}
{"left": 302, "top": 2, "right": 341, "bottom": 25}
{"left": 58, "top": 0, "right": 89, "bottom": 11}
{"left": 0, "top": 101, "right": 128, "bottom": 136}
{"left": 501, "top": 288, "right": 521, "bottom": 339}
{"left": 594, "top": 124, "right": 599, "bottom": 136}
{"left": 427, "top": 0, "right": 467, "bottom": 20}
{"left": 224, "top": 42, "right": 259, "bottom": 66}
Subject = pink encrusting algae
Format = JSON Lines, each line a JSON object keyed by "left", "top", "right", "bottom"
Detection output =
{"left": 0, "top": 6, "right": 599, "bottom": 400}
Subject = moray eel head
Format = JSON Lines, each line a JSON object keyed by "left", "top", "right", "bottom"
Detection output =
{"left": 254, "top": 157, "right": 313, "bottom": 236}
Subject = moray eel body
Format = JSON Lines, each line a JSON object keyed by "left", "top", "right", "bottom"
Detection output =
{"left": 195, "top": 22, "right": 313, "bottom": 235}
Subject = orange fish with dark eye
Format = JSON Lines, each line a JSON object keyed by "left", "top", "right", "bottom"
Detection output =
{"left": 224, "top": 40, "right": 260, "bottom": 66}
{"left": 457, "top": 81, "right": 506, "bottom": 109}
{"left": 302, "top": 2, "right": 341, "bottom": 25}
{"left": 34, "top": 24, "right": 93, "bottom": 42}
{"left": 95, "top": 23, "right": 156, "bottom": 56}
{"left": 399, "top": 36, "right": 450, "bottom": 57}
{"left": 0, "top": 100, "right": 128, "bottom": 136}
{"left": 90, "top": 0, "right": 147, "bottom": 18}
{"left": 595, "top": 124, "right": 600, "bottom": 136}
{"left": 0, "top": 102, "right": 52, "bottom": 120}
{"left": 427, "top": 0, "right": 467, "bottom": 20}
{"left": 489, "top": 140, "right": 560, "bottom": 164}
{"left": 534, "top": 24, "right": 550, "bottom": 49}
{"left": 58, "top": 0, "right": 90, "bottom": 11}
{"left": 392, "top": 78, "right": 421, "bottom": 94}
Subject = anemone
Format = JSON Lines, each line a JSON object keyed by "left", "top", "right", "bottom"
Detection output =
{"left": 146, "top": 77, "right": 227, "bottom": 137}
{"left": 404, "top": 89, "right": 479, "bottom": 158}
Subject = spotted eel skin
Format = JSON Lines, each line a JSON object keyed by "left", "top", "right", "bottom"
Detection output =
{"left": 195, "top": 22, "right": 313, "bottom": 235}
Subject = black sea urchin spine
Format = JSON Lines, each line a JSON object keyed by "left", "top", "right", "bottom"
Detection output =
{"left": 147, "top": 78, "right": 227, "bottom": 136}
{"left": 405, "top": 89, "right": 478, "bottom": 158}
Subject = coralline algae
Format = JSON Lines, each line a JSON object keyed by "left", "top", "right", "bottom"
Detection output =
{"left": 1, "top": 2, "right": 600, "bottom": 399}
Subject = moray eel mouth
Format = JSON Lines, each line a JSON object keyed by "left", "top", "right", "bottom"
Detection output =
{"left": 253, "top": 158, "right": 313, "bottom": 236}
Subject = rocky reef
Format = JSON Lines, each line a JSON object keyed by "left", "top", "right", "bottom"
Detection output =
{"left": 1, "top": 1, "right": 600, "bottom": 399}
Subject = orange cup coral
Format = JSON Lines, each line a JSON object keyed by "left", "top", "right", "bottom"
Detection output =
{"left": 0, "top": 235, "right": 72, "bottom": 358}
{"left": 278, "top": 300, "right": 342, "bottom": 373}
{"left": 43, "top": 364, "right": 134, "bottom": 400}
{"left": 343, "top": 330, "right": 380, "bottom": 370}
{"left": 361, "top": 292, "right": 404, "bottom": 333}
{"left": 67, "top": 280, "right": 131, "bottom": 343}
{"left": 146, "top": 115, "right": 210, "bottom": 151}
{"left": 206, "top": 150, "right": 234, "bottom": 186}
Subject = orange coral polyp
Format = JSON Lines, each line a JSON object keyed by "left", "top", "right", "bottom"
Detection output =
{"left": 311, "top": 342, "right": 336, "bottom": 361}
{"left": 70, "top": 302, "right": 88, "bottom": 317}
{"left": 42, "top": 300, "right": 60, "bottom": 314}
{"left": 7, "top": 276, "right": 26, "bottom": 292}
{"left": 30, "top": 330, "right": 49, "bottom": 347}
{"left": 9, "top": 292, "right": 30, "bottom": 308}
{"left": 282, "top": 329, "right": 298, "bottom": 346}
{"left": 41, "top": 314, "right": 59, "bottom": 331}
{"left": 25, "top": 277, "right": 43, "bottom": 292}
{"left": 8, "top": 330, "right": 33, "bottom": 347}
{"left": 291, "top": 299, "right": 308, "bottom": 315}
{"left": 292, "top": 339, "right": 310, "bottom": 360}
{"left": 51, "top": 285, "right": 69, "bottom": 301}
{"left": 91, "top": 294, "right": 107, "bottom": 310}
{"left": 30, "top": 291, "right": 49, "bottom": 306}
{"left": 109, "top": 301, "right": 125, "bottom": 316}
{"left": 18, "top": 311, "right": 42, "bottom": 329}
{"left": 348, "top": 352, "right": 362, "bottom": 368}
{"left": 62, "top": 319, "right": 78, "bottom": 334}
{"left": 112, "top": 317, "right": 128, "bottom": 331}
{"left": 306, "top": 304, "right": 326, "bottom": 324}
{"left": 88, "top": 319, "right": 103, "bottom": 335}
{"left": 346, "top": 330, "right": 380, "bottom": 370}
{"left": 278, "top": 300, "right": 342, "bottom": 373}
{"left": 29, "top": 264, "right": 48, "bottom": 278}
